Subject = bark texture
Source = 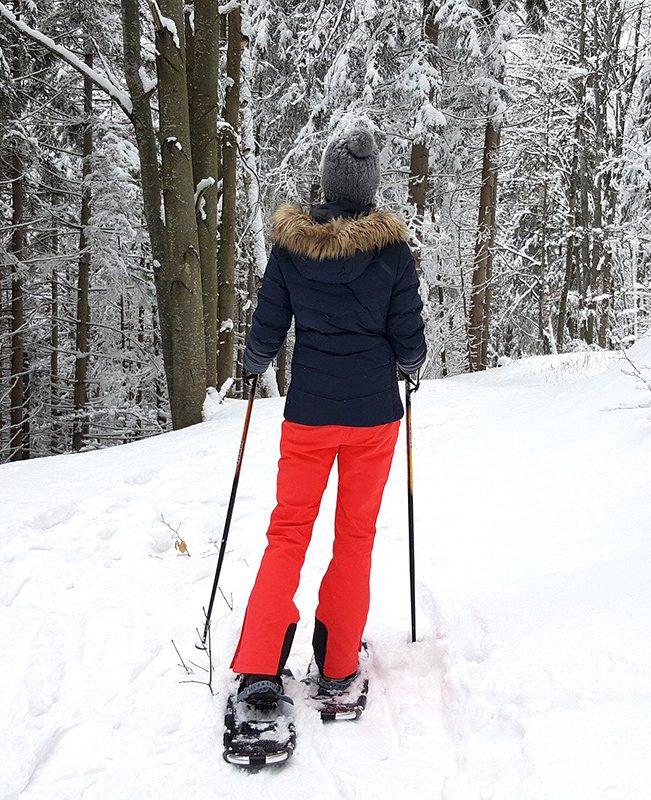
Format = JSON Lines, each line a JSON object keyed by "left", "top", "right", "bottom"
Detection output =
{"left": 72, "top": 54, "right": 93, "bottom": 452}
{"left": 10, "top": 148, "right": 25, "bottom": 461}
{"left": 189, "top": 0, "right": 220, "bottom": 388}
{"left": 217, "top": 5, "right": 241, "bottom": 387}
{"left": 468, "top": 120, "right": 500, "bottom": 372}
{"left": 151, "top": 0, "right": 207, "bottom": 427}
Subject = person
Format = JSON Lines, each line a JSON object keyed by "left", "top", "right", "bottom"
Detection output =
{"left": 230, "top": 125, "right": 427, "bottom": 708}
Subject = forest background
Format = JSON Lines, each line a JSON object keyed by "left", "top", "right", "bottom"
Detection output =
{"left": 1, "top": 0, "right": 650, "bottom": 462}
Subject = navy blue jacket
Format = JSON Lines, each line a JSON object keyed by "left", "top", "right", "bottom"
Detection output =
{"left": 243, "top": 202, "right": 427, "bottom": 427}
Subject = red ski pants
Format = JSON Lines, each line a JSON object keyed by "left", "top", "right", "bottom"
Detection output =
{"left": 231, "top": 419, "right": 400, "bottom": 680}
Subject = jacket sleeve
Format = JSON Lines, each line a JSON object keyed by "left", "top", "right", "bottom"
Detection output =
{"left": 386, "top": 244, "right": 427, "bottom": 374}
{"left": 242, "top": 246, "right": 293, "bottom": 375}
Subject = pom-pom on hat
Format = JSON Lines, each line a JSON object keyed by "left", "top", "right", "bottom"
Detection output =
{"left": 320, "top": 126, "right": 380, "bottom": 207}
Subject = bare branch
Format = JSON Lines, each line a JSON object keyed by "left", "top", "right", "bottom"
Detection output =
{"left": 171, "top": 639, "right": 192, "bottom": 674}
{"left": 622, "top": 349, "right": 651, "bottom": 393}
{"left": 219, "top": 586, "right": 233, "bottom": 611}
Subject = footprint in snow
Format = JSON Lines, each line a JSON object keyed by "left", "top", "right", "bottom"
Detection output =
{"left": 30, "top": 503, "right": 77, "bottom": 531}
{"left": 1, "top": 574, "right": 32, "bottom": 607}
{"left": 150, "top": 527, "right": 176, "bottom": 554}
{"left": 397, "top": 703, "right": 428, "bottom": 736}
{"left": 602, "top": 787, "right": 629, "bottom": 799}
{"left": 24, "top": 623, "right": 68, "bottom": 716}
{"left": 97, "top": 526, "right": 115, "bottom": 541}
{"left": 123, "top": 469, "right": 156, "bottom": 486}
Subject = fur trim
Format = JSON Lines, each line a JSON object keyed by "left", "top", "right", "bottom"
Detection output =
{"left": 270, "top": 204, "right": 408, "bottom": 260}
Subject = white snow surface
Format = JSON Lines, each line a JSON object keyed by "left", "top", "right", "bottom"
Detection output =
{"left": 2, "top": 341, "right": 651, "bottom": 799}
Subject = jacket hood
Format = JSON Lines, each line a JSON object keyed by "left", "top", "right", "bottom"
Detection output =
{"left": 271, "top": 204, "right": 408, "bottom": 260}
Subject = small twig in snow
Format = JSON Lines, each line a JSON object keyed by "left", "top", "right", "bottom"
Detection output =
{"left": 621, "top": 349, "right": 651, "bottom": 393}
{"left": 180, "top": 678, "right": 213, "bottom": 686}
{"left": 172, "top": 639, "right": 192, "bottom": 674}
{"left": 161, "top": 514, "right": 190, "bottom": 555}
{"left": 219, "top": 586, "right": 233, "bottom": 611}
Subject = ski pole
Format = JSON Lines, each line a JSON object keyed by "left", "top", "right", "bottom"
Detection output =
{"left": 405, "top": 377, "right": 417, "bottom": 643}
{"left": 200, "top": 374, "right": 259, "bottom": 648}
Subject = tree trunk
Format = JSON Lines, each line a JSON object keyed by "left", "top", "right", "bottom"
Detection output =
{"left": 408, "top": 142, "right": 428, "bottom": 270}
{"left": 240, "top": 24, "right": 280, "bottom": 399}
{"left": 121, "top": 0, "right": 172, "bottom": 397}
{"left": 407, "top": 3, "right": 439, "bottom": 244}
{"left": 73, "top": 54, "right": 93, "bottom": 452}
{"left": 10, "top": 147, "right": 25, "bottom": 461}
{"left": 468, "top": 120, "right": 500, "bottom": 371}
{"left": 538, "top": 111, "right": 555, "bottom": 355}
{"left": 8, "top": 1, "right": 26, "bottom": 461}
{"left": 575, "top": 0, "right": 592, "bottom": 344}
{"left": 152, "top": 303, "right": 167, "bottom": 428}
{"left": 152, "top": 0, "right": 207, "bottom": 427}
{"left": 597, "top": 0, "right": 630, "bottom": 348}
{"left": 50, "top": 264, "right": 59, "bottom": 453}
{"left": 136, "top": 305, "right": 145, "bottom": 425}
{"left": 586, "top": 5, "right": 608, "bottom": 346}
{"left": 241, "top": 31, "right": 267, "bottom": 283}
{"left": 216, "top": 5, "right": 242, "bottom": 387}
{"left": 408, "top": 0, "right": 444, "bottom": 375}
{"left": 189, "top": 0, "right": 220, "bottom": 388}
{"left": 557, "top": 143, "right": 579, "bottom": 349}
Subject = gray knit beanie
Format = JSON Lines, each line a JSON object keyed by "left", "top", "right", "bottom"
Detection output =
{"left": 320, "top": 126, "right": 380, "bottom": 206}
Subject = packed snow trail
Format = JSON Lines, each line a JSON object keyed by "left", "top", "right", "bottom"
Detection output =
{"left": 2, "top": 340, "right": 651, "bottom": 799}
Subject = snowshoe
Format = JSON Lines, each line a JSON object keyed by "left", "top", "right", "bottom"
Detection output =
{"left": 304, "top": 643, "right": 370, "bottom": 721}
{"left": 223, "top": 673, "right": 296, "bottom": 767}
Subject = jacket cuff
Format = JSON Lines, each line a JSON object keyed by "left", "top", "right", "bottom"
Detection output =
{"left": 243, "top": 349, "right": 271, "bottom": 375}
{"left": 397, "top": 350, "right": 426, "bottom": 375}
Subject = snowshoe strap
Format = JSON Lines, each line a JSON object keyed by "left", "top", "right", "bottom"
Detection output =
{"left": 238, "top": 679, "right": 294, "bottom": 706}
{"left": 317, "top": 672, "right": 357, "bottom": 693}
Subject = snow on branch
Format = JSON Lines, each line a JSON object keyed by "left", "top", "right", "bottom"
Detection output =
{"left": 90, "top": 35, "right": 125, "bottom": 96}
{"left": 184, "top": 3, "right": 195, "bottom": 33}
{"left": 219, "top": 1, "right": 240, "bottom": 14}
{"left": 138, "top": 66, "right": 158, "bottom": 95}
{"left": 0, "top": 3, "right": 133, "bottom": 116}
{"left": 194, "top": 177, "right": 216, "bottom": 220}
{"left": 149, "top": 0, "right": 181, "bottom": 49}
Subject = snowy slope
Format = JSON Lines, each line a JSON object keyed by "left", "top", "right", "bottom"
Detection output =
{"left": 2, "top": 338, "right": 651, "bottom": 800}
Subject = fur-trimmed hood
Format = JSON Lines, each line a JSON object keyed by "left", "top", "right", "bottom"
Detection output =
{"left": 270, "top": 204, "right": 408, "bottom": 261}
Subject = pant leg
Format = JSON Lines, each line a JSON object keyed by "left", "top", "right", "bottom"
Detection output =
{"left": 314, "top": 420, "right": 400, "bottom": 679}
{"left": 231, "top": 421, "right": 339, "bottom": 676}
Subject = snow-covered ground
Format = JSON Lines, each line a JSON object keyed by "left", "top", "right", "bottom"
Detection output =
{"left": 2, "top": 338, "right": 651, "bottom": 800}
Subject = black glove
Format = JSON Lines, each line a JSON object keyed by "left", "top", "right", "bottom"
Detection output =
{"left": 398, "top": 367, "right": 421, "bottom": 393}
{"left": 242, "top": 369, "right": 258, "bottom": 392}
